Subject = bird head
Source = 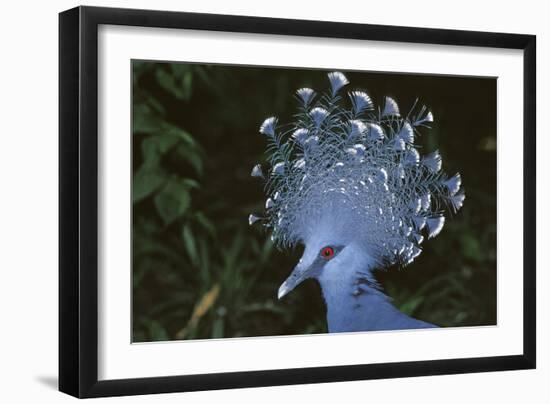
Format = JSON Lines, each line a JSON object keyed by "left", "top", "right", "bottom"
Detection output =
{"left": 249, "top": 71, "right": 465, "bottom": 299}
{"left": 277, "top": 220, "right": 377, "bottom": 299}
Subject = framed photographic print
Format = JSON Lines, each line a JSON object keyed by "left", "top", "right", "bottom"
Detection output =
{"left": 59, "top": 6, "right": 536, "bottom": 398}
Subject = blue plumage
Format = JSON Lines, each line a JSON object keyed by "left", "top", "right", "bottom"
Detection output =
{"left": 251, "top": 72, "right": 464, "bottom": 332}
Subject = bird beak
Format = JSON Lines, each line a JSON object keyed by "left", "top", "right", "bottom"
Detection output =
{"left": 278, "top": 263, "right": 309, "bottom": 300}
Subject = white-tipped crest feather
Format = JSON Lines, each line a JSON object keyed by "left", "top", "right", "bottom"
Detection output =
{"left": 420, "top": 193, "right": 431, "bottom": 210}
{"left": 382, "top": 96, "right": 400, "bottom": 117}
{"left": 309, "top": 107, "right": 329, "bottom": 127}
{"left": 272, "top": 162, "right": 285, "bottom": 176}
{"left": 248, "top": 213, "right": 261, "bottom": 226}
{"left": 349, "top": 91, "right": 373, "bottom": 113}
{"left": 292, "top": 128, "right": 309, "bottom": 144}
{"left": 304, "top": 135, "right": 319, "bottom": 151}
{"left": 422, "top": 151, "right": 442, "bottom": 173}
{"left": 403, "top": 149, "right": 420, "bottom": 165}
{"left": 348, "top": 120, "right": 367, "bottom": 138}
{"left": 259, "top": 116, "right": 277, "bottom": 137}
{"left": 296, "top": 88, "right": 315, "bottom": 105}
{"left": 444, "top": 173, "right": 462, "bottom": 195}
{"left": 450, "top": 191, "right": 466, "bottom": 212}
{"left": 251, "top": 71, "right": 464, "bottom": 266}
{"left": 413, "top": 216, "right": 427, "bottom": 230}
{"left": 391, "top": 137, "right": 406, "bottom": 151}
{"left": 398, "top": 121, "right": 414, "bottom": 143}
{"left": 251, "top": 164, "right": 264, "bottom": 178}
{"left": 426, "top": 216, "right": 445, "bottom": 238}
{"left": 327, "top": 72, "right": 349, "bottom": 95}
{"left": 367, "top": 123, "right": 385, "bottom": 141}
{"left": 413, "top": 106, "right": 434, "bottom": 126}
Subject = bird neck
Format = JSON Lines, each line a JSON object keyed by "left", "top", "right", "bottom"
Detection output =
{"left": 318, "top": 268, "right": 402, "bottom": 332}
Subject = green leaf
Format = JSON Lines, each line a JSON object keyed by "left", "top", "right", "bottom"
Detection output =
{"left": 156, "top": 69, "right": 185, "bottom": 99}
{"left": 460, "top": 233, "right": 483, "bottom": 261}
{"left": 182, "top": 178, "right": 200, "bottom": 189}
{"left": 398, "top": 296, "right": 425, "bottom": 316}
{"left": 153, "top": 133, "right": 180, "bottom": 154}
{"left": 196, "top": 237, "right": 211, "bottom": 286}
{"left": 194, "top": 212, "right": 216, "bottom": 237}
{"left": 141, "top": 133, "right": 180, "bottom": 167}
{"left": 133, "top": 104, "right": 161, "bottom": 134}
{"left": 132, "top": 61, "right": 153, "bottom": 79}
{"left": 147, "top": 96, "right": 166, "bottom": 116}
{"left": 181, "top": 71, "right": 193, "bottom": 100}
{"left": 182, "top": 225, "right": 198, "bottom": 265}
{"left": 154, "top": 179, "right": 191, "bottom": 225}
{"left": 170, "top": 63, "right": 190, "bottom": 79}
{"left": 211, "top": 316, "right": 224, "bottom": 339}
{"left": 132, "top": 166, "right": 165, "bottom": 203}
{"left": 167, "top": 64, "right": 193, "bottom": 100}
{"left": 164, "top": 125, "right": 196, "bottom": 147}
{"left": 176, "top": 144, "right": 204, "bottom": 175}
{"left": 148, "top": 320, "right": 169, "bottom": 341}
{"left": 140, "top": 137, "right": 160, "bottom": 166}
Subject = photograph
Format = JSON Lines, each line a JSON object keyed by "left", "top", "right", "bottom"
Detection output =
{"left": 131, "top": 61, "right": 497, "bottom": 342}
{"left": 54, "top": 4, "right": 537, "bottom": 399}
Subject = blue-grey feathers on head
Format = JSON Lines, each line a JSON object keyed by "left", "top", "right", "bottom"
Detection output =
{"left": 249, "top": 72, "right": 464, "bottom": 267}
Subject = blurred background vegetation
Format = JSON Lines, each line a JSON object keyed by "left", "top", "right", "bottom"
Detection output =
{"left": 132, "top": 61, "right": 496, "bottom": 342}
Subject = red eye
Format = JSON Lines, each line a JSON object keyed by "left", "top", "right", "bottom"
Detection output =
{"left": 321, "top": 246, "right": 335, "bottom": 259}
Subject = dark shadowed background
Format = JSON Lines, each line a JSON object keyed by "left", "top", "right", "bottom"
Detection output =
{"left": 131, "top": 61, "right": 496, "bottom": 342}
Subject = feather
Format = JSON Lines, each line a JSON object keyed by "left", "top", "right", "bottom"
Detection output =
{"left": 349, "top": 91, "right": 373, "bottom": 113}
{"left": 444, "top": 173, "right": 462, "bottom": 195}
{"left": 292, "top": 128, "right": 309, "bottom": 144}
{"left": 426, "top": 216, "right": 445, "bottom": 238}
{"left": 293, "top": 158, "right": 306, "bottom": 169}
{"left": 391, "top": 137, "right": 406, "bottom": 151}
{"left": 353, "top": 144, "right": 366, "bottom": 156}
{"left": 367, "top": 123, "right": 385, "bottom": 141}
{"left": 304, "top": 135, "right": 319, "bottom": 151}
{"left": 397, "top": 121, "right": 414, "bottom": 143}
{"left": 420, "top": 193, "right": 431, "bottom": 210}
{"left": 272, "top": 162, "right": 285, "bottom": 176}
{"left": 347, "top": 120, "right": 367, "bottom": 138}
{"left": 248, "top": 214, "right": 261, "bottom": 226}
{"left": 296, "top": 88, "right": 315, "bottom": 105}
{"left": 413, "top": 107, "right": 434, "bottom": 126}
{"left": 409, "top": 198, "right": 421, "bottom": 214}
{"left": 250, "top": 164, "right": 264, "bottom": 178}
{"left": 403, "top": 148, "right": 420, "bottom": 165}
{"left": 382, "top": 96, "right": 400, "bottom": 117}
{"left": 374, "top": 168, "right": 388, "bottom": 183}
{"left": 395, "top": 164, "right": 406, "bottom": 179}
{"left": 413, "top": 233, "right": 424, "bottom": 244}
{"left": 327, "top": 71, "right": 349, "bottom": 95}
{"left": 422, "top": 151, "right": 442, "bottom": 173}
{"left": 449, "top": 191, "right": 466, "bottom": 212}
{"left": 309, "top": 107, "right": 329, "bottom": 127}
{"left": 410, "top": 245, "right": 422, "bottom": 260}
{"left": 413, "top": 216, "right": 427, "bottom": 230}
{"left": 254, "top": 73, "right": 464, "bottom": 265}
{"left": 259, "top": 116, "right": 277, "bottom": 137}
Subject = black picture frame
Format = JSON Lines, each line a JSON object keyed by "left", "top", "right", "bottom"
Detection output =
{"left": 59, "top": 5, "right": 536, "bottom": 398}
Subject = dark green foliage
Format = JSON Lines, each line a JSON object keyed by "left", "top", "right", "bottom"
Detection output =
{"left": 132, "top": 61, "right": 496, "bottom": 342}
